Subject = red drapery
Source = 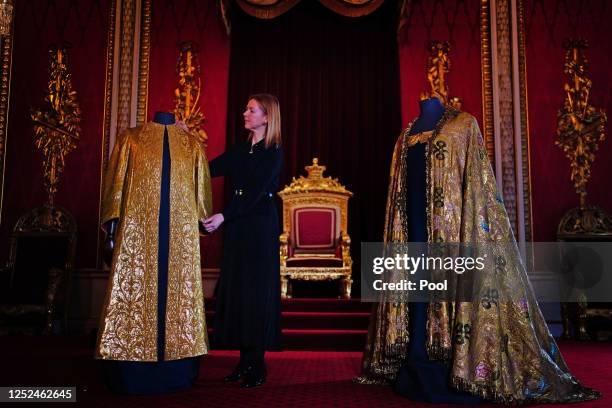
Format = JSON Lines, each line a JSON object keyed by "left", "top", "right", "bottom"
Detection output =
{"left": 226, "top": 0, "right": 403, "bottom": 286}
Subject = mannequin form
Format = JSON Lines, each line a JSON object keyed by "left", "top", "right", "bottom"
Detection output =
{"left": 394, "top": 98, "right": 482, "bottom": 404}
{"left": 360, "top": 98, "right": 599, "bottom": 404}
{"left": 98, "top": 110, "right": 211, "bottom": 395}
{"left": 102, "top": 111, "right": 176, "bottom": 266}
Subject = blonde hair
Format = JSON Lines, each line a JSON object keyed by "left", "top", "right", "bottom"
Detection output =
{"left": 248, "top": 93, "right": 282, "bottom": 148}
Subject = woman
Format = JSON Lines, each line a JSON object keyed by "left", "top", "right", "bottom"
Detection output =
{"left": 204, "top": 94, "right": 283, "bottom": 388}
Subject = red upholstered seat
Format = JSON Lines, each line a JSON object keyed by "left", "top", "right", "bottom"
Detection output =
{"left": 285, "top": 257, "right": 343, "bottom": 267}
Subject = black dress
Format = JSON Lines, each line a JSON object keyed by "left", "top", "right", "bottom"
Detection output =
{"left": 210, "top": 139, "right": 283, "bottom": 351}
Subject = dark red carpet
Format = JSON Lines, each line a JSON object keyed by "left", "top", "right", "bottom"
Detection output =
{"left": 0, "top": 336, "right": 609, "bottom": 407}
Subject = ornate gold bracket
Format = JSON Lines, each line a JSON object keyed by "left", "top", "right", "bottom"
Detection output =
{"left": 556, "top": 39, "right": 610, "bottom": 237}
{"left": 421, "top": 40, "right": 462, "bottom": 110}
{"left": 174, "top": 42, "right": 208, "bottom": 146}
{"left": 556, "top": 39, "right": 607, "bottom": 208}
{"left": 30, "top": 45, "right": 81, "bottom": 207}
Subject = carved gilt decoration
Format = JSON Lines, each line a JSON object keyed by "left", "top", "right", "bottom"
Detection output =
{"left": 279, "top": 158, "right": 352, "bottom": 196}
{"left": 174, "top": 42, "right": 208, "bottom": 146}
{"left": 30, "top": 45, "right": 81, "bottom": 207}
{"left": 421, "top": 40, "right": 461, "bottom": 110}
{"left": 0, "top": 0, "right": 14, "bottom": 37}
{"left": 556, "top": 39, "right": 607, "bottom": 207}
{"left": 556, "top": 39, "right": 610, "bottom": 237}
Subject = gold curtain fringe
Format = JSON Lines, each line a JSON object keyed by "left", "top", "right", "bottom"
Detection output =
{"left": 236, "top": 0, "right": 301, "bottom": 19}
{"left": 235, "top": 0, "right": 384, "bottom": 19}
{"left": 426, "top": 343, "right": 452, "bottom": 361}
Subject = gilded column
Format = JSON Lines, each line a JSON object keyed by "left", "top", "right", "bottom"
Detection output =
{"left": 115, "top": 0, "right": 137, "bottom": 134}
{"left": 0, "top": 0, "right": 14, "bottom": 226}
{"left": 98, "top": 0, "right": 151, "bottom": 267}
{"left": 489, "top": 0, "right": 532, "bottom": 242}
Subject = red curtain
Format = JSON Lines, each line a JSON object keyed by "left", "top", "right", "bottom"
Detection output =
{"left": 226, "top": 0, "right": 403, "bottom": 286}
{"left": 1, "top": 0, "right": 111, "bottom": 269}
{"left": 525, "top": 0, "right": 612, "bottom": 241}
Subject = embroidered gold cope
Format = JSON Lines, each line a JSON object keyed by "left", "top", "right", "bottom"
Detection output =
{"left": 97, "top": 122, "right": 212, "bottom": 362}
{"left": 357, "top": 110, "right": 599, "bottom": 404}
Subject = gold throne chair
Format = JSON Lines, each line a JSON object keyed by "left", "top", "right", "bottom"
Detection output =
{"left": 278, "top": 158, "right": 353, "bottom": 299}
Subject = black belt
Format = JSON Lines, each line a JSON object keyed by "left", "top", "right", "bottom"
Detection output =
{"left": 234, "top": 189, "right": 273, "bottom": 198}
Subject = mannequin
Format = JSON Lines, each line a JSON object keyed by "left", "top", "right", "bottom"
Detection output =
{"left": 393, "top": 98, "right": 481, "bottom": 404}
{"left": 98, "top": 111, "right": 211, "bottom": 394}
{"left": 359, "top": 98, "right": 599, "bottom": 404}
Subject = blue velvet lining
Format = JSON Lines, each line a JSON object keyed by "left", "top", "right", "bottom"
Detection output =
{"left": 394, "top": 100, "right": 482, "bottom": 404}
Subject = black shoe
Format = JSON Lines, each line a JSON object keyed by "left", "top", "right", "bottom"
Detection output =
{"left": 240, "top": 368, "right": 266, "bottom": 388}
{"left": 224, "top": 366, "right": 252, "bottom": 382}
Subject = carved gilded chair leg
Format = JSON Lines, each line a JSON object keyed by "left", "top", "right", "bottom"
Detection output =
{"left": 340, "top": 277, "right": 352, "bottom": 299}
{"left": 287, "top": 279, "right": 293, "bottom": 298}
{"left": 281, "top": 275, "right": 289, "bottom": 298}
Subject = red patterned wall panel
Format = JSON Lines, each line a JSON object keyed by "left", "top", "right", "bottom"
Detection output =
{"left": 398, "top": 0, "right": 484, "bottom": 130}
{"left": 148, "top": 0, "right": 230, "bottom": 267}
{"left": 525, "top": 0, "right": 612, "bottom": 241}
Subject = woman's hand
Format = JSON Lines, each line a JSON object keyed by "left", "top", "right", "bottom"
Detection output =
{"left": 203, "top": 213, "right": 225, "bottom": 233}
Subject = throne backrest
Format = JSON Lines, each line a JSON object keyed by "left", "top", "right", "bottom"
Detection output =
{"left": 278, "top": 158, "right": 353, "bottom": 257}
{"left": 291, "top": 205, "right": 340, "bottom": 254}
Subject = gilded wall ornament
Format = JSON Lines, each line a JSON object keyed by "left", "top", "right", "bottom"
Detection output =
{"left": 556, "top": 39, "right": 607, "bottom": 208}
{"left": 0, "top": 0, "right": 14, "bottom": 37}
{"left": 174, "top": 42, "right": 208, "bottom": 146}
{"left": 421, "top": 40, "right": 461, "bottom": 110}
{"left": 30, "top": 45, "right": 81, "bottom": 207}
{"left": 556, "top": 39, "right": 610, "bottom": 237}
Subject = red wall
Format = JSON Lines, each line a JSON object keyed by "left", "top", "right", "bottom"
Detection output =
{"left": 1, "top": 0, "right": 110, "bottom": 269}
{"left": 525, "top": 0, "right": 612, "bottom": 241}
{"left": 147, "top": 0, "right": 230, "bottom": 267}
{"left": 3, "top": 0, "right": 610, "bottom": 271}
{"left": 398, "top": 0, "right": 483, "bottom": 130}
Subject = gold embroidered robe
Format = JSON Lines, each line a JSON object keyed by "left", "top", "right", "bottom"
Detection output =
{"left": 96, "top": 122, "right": 212, "bottom": 362}
{"left": 358, "top": 110, "right": 599, "bottom": 404}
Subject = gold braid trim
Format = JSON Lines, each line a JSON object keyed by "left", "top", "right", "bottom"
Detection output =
{"left": 426, "top": 343, "right": 452, "bottom": 361}
{"left": 450, "top": 375, "right": 601, "bottom": 406}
